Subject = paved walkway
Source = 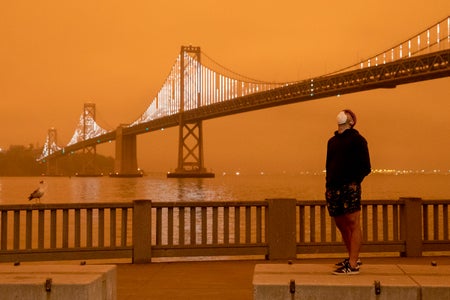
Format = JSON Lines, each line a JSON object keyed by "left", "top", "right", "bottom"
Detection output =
{"left": 115, "top": 256, "right": 450, "bottom": 300}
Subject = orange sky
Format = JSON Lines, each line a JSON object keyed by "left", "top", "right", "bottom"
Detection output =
{"left": 1, "top": 1, "right": 449, "bottom": 174}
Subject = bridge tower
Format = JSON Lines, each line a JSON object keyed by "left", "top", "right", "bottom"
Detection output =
{"left": 167, "top": 46, "right": 214, "bottom": 178}
{"left": 111, "top": 124, "right": 142, "bottom": 177}
{"left": 44, "top": 128, "right": 60, "bottom": 176}
{"left": 77, "top": 103, "right": 102, "bottom": 176}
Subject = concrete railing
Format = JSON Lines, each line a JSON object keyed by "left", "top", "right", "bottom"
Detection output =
{"left": 0, "top": 202, "right": 134, "bottom": 262}
{"left": 0, "top": 198, "right": 449, "bottom": 263}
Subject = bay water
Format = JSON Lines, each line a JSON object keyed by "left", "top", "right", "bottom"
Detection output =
{"left": 1, "top": 173, "right": 448, "bottom": 204}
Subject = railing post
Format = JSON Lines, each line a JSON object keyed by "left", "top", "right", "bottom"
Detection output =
{"left": 133, "top": 200, "right": 152, "bottom": 263}
{"left": 400, "top": 197, "right": 422, "bottom": 257}
{"left": 267, "top": 199, "right": 297, "bottom": 260}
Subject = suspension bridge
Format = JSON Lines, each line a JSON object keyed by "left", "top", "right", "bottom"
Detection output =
{"left": 39, "top": 16, "right": 450, "bottom": 178}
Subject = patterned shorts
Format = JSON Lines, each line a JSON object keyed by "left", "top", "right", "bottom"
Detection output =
{"left": 325, "top": 183, "right": 362, "bottom": 217}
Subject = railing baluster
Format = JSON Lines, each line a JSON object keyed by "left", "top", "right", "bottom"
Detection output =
{"left": 38, "top": 209, "right": 44, "bottom": 249}
{"left": 156, "top": 207, "right": 162, "bottom": 245}
{"left": 110, "top": 208, "right": 116, "bottom": 247}
{"left": 75, "top": 209, "right": 81, "bottom": 247}
{"left": 373, "top": 205, "right": 379, "bottom": 241}
{"left": 393, "top": 204, "right": 399, "bottom": 240}
{"left": 87, "top": 208, "right": 93, "bottom": 247}
{"left": 63, "top": 209, "right": 69, "bottom": 248}
{"left": 168, "top": 207, "right": 173, "bottom": 245}
{"left": 14, "top": 210, "right": 20, "bottom": 250}
{"left": 121, "top": 208, "right": 127, "bottom": 247}
{"left": 433, "top": 204, "right": 439, "bottom": 240}
{"left": 423, "top": 205, "right": 429, "bottom": 240}
{"left": 264, "top": 205, "right": 269, "bottom": 244}
{"left": 444, "top": 204, "right": 449, "bottom": 240}
{"left": 309, "top": 206, "right": 315, "bottom": 242}
{"left": 212, "top": 207, "right": 218, "bottom": 244}
{"left": 382, "top": 205, "right": 389, "bottom": 241}
{"left": 98, "top": 208, "right": 104, "bottom": 247}
{"left": 224, "top": 207, "right": 229, "bottom": 244}
{"left": 256, "top": 206, "right": 262, "bottom": 243}
{"left": 245, "top": 206, "right": 251, "bottom": 244}
{"left": 1, "top": 211, "right": 7, "bottom": 250}
{"left": 299, "top": 206, "right": 305, "bottom": 243}
{"left": 26, "top": 210, "right": 32, "bottom": 249}
{"left": 50, "top": 209, "right": 56, "bottom": 248}
{"left": 190, "top": 207, "right": 196, "bottom": 245}
{"left": 235, "top": 206, "right": 240, "bottom": 244}
{"left": 202, "top": 207, "right": 207, "bottom": 244}
{"left": 179, "top": 207, "right": 185, "bottom": 245}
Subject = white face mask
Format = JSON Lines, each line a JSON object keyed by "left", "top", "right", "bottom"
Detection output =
{"left": 336, "top": 111, "right": 347, "bottom": 125}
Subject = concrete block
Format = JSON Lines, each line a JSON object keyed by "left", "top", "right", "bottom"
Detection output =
{"left": 413, "top": 276, "right": 450, "bottom": 300}
{"left": 253, "top": 264, "right": 450, "bottom": 300}
{"left": 399, "top": 264, "right": 450, "bottom": 300}
{"left": 0, "top": 273, "right": 103, "bottom": 299}
{"left": 253, "top": 273, "right": 419, "bottom": 299}
{"left": 0, "top": 264, "right": 116, "bottom": 300}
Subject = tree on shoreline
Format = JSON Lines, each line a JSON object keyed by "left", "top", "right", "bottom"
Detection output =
{"left": 0, "top": 145, "right": 114, "bottom": 176}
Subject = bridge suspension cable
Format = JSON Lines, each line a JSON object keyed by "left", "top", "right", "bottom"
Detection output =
{"left": 37, "top": 104, "right": 110, "bottom": 160}
{"left": 199, "top": 50, "right": 291, "bottom": 85}
{"left": 130, "top": 49, "right": 290, "bottom": 126}
{"left": 327, "top": 16, "right": 450, "bottom": 75}
{"left": 38, "top": 128, "right": 61, "bottom": 161}
{"left": 67, "top": 113, "right": 109, "bottom": 146}
{"left": 131, "top": 17, "right": 450, "bottom": 128}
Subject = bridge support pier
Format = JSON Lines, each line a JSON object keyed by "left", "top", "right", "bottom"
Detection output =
{"left": 75, "top": 145, "right": 102, "bottom": 177}
{"left": 45, "top": 159, "right": 60, "bottom": 176}
{"left": 111, "top": 125, "right": 142, "bottom": 177}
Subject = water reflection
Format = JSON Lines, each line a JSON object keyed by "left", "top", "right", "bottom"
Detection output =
{"left": 69, "top": 177, "right": 102, "bottom": 202}
{"left": 114, "top": 179, "right": 139, "bottom": 200}
{"left": 176, "top": 178, "right": 207, "bottom": 201}
{"left": 0, "top": 174, "right": 448, "bottom": 204}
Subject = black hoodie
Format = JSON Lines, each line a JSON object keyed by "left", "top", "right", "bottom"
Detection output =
{"left": 325, "top": 128, "right": 371, "bottom": 188}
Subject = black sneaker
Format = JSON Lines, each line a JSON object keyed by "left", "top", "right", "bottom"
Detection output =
{"left": 332, "top": 262, "right": 360, "bottom": 275}
{"left": 335, "top": 258, "right": 362, "bottom": 267}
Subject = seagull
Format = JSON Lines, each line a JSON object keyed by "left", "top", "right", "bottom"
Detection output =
{"left": 28, "top": 180, "right": 46, "bottom": 203}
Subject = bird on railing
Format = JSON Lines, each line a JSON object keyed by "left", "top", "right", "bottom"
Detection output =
{"left": 28, "top": 180, "right": 46, "bottom": 203}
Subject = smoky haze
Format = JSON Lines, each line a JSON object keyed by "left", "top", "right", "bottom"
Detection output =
{"left": 1, "top": 1, "right": 449, "bottom": 174}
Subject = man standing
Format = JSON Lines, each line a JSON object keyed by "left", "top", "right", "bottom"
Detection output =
{"left": 325, "top": 109, "right": 371, "bottom": 275}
